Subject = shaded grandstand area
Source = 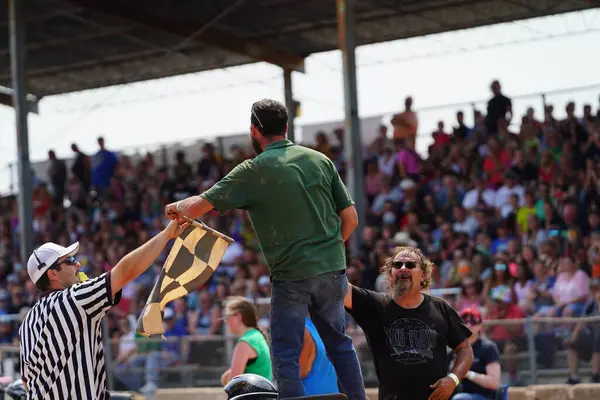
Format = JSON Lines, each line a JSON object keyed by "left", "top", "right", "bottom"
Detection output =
{"left": 0, "top": 0, "right": 597, "bottom": 97}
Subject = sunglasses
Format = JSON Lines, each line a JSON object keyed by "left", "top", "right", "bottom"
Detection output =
{"left": 251, "top": 108, "right": 264, "bottom": 128}
{"left": 392, "top": 261, "right": 418, "bottom": 269}
{"left": 60, "top": 256, "right": 77, "bottom": 266}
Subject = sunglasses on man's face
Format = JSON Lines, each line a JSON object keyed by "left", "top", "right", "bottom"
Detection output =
{"left": 392, "top": 261, "right": 418, "bottom": 270}
{"left": 58, "top": 256, "right": 77, "bottom": 267}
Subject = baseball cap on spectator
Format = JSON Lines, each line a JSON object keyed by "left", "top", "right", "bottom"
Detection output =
{"left": 491, "top": 284, "right": 512, "bottom": 304}
{"left": 460, "top": 307, "right": 483, "bottom": 326}
{"left": 400, "top": 179, "right": 416, "bottom": 190}
{"left": 27, "top": 242, "right": 80, "bottom": 284}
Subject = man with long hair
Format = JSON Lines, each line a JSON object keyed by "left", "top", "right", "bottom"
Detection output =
{"left": 344, "top": 246, "right": 474, "bottom": 400}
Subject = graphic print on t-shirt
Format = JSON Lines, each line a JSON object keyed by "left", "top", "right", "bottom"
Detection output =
{"left": 384, "top": 318, "right": 439, "bottom": 364}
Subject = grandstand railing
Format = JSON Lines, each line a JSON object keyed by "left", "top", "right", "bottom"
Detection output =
{"left": 4, "top": 314, "right": 600, "bottom": 389}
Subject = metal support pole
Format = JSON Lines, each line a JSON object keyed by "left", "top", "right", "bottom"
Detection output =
{"left": 9, "top": 0, "right": 34, "bottom": 265}
{"left": 9, "top": 162, "right": 15, "bottom": 195}
{"left": 525, "top": 318, "right": 537, "bottom": 385}
{"left": 283, "top": 69, "right": 296, "bottom": 143}
{"left": 336, "top": 0, "right": 364, "bottom": 255}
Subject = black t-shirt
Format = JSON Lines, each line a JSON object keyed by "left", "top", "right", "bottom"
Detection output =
{"left": 485, "top": 95, "right": 511, "bottom": 134}
{"left": 449, "top": 338, "right": 500, "bottom": 399}
{"left": 510, "top": 163, "right": 538, "bottom": 183}
{"left": 346, "top": 288, "right": 472, "bottom": 400}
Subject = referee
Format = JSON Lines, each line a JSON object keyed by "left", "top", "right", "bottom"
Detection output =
{"left": 18, "top": 219, "right": 187, "bottom": 399}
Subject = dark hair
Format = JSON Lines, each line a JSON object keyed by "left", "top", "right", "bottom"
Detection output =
{"left": 35, "top": 263, "right": 62, "bottom": 292}
{"left": 251, "top": 99, "right": 288, "bottom": 137}
{"left": 35, "top": 270, "right": 52, "bottom": 292}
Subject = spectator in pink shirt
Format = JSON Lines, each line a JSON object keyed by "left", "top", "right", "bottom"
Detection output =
{"left": 364, "top": 160, "right": 384, "bottom": 204}
{"left": 542, "top": 257, "right": 590, "bottom": 317}
{"left": 396, "top": 139, "right": 421, "bottom": 181}
{"left": 456, "top": 276, "right": 482, "bottom": 313}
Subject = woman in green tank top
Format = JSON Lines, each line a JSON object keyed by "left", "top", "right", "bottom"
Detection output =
{"left": 220, "top": 296, "right": 273, "bottom": 386}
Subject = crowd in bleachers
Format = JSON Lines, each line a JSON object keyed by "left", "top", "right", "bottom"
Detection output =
{"left": 1, "top": 80, "right": 600, "bottom": 387}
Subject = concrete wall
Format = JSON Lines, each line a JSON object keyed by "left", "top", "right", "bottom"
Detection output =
{"left": 152, "top": 385, "right": 600, "bottom": 400}
{"left": 506, "top": 384, "right": 600, "bottom": 400}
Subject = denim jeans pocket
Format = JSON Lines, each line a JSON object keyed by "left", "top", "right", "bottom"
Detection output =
{"left": 331, "top": 269, "right": 348, "bottom": 300}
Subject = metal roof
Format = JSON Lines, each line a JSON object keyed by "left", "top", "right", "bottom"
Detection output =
{"left": 1, "top": 0, "right": 597, "bottom": 98}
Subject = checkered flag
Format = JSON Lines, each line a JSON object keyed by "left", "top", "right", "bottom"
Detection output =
{"left": 136, "top": 219, "right": 234, "bottom": 338}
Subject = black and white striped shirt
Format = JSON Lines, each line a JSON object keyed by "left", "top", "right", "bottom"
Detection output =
{"left": 18, "top": 272, "right": 121, "bottom": 399}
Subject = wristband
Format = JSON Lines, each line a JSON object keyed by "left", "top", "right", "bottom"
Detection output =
{"left": 466, "top": 371, "right": 476, "bottom": 380}
{"left": 176, "top": 201, "right": 182, "bottom": 213}
{"left": 447, "top": 373, "right": 460, "bottom": 386}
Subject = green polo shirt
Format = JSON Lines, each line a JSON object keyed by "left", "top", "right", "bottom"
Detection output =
{"left": 201, "top": 139, "right": 353, "bottom": 281}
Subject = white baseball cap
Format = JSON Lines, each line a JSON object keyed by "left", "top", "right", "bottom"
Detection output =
{"left": 27, "top": 242, "right": 80, "bottom": 284}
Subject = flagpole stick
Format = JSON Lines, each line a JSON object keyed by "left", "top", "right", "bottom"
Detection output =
{"left": 183, "top": 217, "right": 235, "bottom": 244}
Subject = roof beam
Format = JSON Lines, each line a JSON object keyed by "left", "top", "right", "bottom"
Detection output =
{"left": 0, "top": 88, "right": 40, "bottom": 114}
{"left": 64, "top": 0, "right": 305, "bottom": 72}
{"left": 0, "top": 26, "right": 132, "bottom": 57}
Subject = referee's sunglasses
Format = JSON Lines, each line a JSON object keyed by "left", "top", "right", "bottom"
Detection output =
{"left": 47, "top": 256, "right": 78, "bottom": 271}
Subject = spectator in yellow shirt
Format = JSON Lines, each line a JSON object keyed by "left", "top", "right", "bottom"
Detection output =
{"left": 516, "top": 190, "right": 537, "bottom": 233}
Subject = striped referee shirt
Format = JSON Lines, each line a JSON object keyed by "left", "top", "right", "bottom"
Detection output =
{"left": 18, "top": 272, "right": 121, "bottom": 399}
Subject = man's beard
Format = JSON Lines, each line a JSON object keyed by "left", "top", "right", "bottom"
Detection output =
{"left": 390, "top": 275, "right": 413, "bottom": 298}
{"left": 251, "top": 137, "right": 263, "bottom": 156}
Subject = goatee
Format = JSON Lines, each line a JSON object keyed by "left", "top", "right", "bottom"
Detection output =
{"left": 391, "top": 277, "right": 413, "bottom": 298}
{"left": 251, "top": 137, "right": 263, "bottom": 156}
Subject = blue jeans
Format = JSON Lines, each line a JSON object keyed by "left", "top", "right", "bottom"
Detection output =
{"left": 451, "top": 393, "right": 493, "bottom": 400}
{"left": 270, "top": 270, "right": 366, "bottom": 400}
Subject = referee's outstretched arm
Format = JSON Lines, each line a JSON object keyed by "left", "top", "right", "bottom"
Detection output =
{"left": 110, "top": 219, "right": 189, "bottom": 297}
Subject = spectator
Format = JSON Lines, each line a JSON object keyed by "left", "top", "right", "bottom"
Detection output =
{"left": 47, "top": 150, "right": 67, "bottom": 207}
{"left": 91, "top": 136, "right": 119, "bottom": 197}
{"left": 455, "top": 277, "right": 482, "bottom": 313}
{"left": 450, "top": 308, "right": 501, "bottom": 400}
{"left": 70, "top": 143, "right": 91, "bottom": 191}
{"left": 115, "top": 308, "right": 184, "bottom": 395}
{"left": 485, "top": 80, "right": 512, "bottom": 135}
{"left": 485, "top": 285, "right": 527, "bottom": 384}
{"left": 391, "top": 96, "right": 418, "bottom": 143}
{"left": 565, "top": 278, "right": 600, "bottom": 384}
{"left": 523, "top": 260, "right": 556, "bottom": 315}
{"left": 539, "top": 257, "right": 590, "bottom": 318}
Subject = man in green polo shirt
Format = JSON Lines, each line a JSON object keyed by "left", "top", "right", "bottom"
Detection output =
{"left": 165, "top": 98, "right": 366, "bottom": 399}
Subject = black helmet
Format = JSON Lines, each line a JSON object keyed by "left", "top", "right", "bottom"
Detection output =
{"left": 224, "top": 374, "right": 278, "bottom": 400}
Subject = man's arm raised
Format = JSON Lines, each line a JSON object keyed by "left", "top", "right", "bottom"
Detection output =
{"left": 110, "top": 219, "right": 188, "bottom": 297}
